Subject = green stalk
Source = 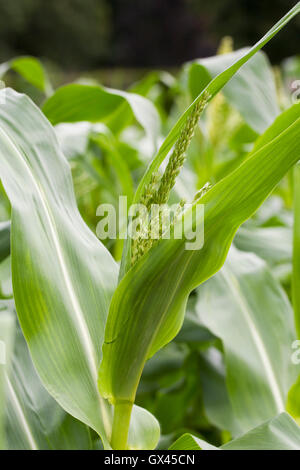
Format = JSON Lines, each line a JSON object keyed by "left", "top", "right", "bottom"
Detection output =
{"left": 292, "top": 163, "right": 300, "bottom": 337}
{"left": 110, "top": 401, "right": 133, "bottom": 450}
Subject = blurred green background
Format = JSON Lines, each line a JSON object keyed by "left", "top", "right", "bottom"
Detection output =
{"left": 0, "top": 0, "right": 299, "bottom": 72}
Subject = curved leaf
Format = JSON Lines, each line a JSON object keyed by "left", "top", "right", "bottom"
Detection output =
{"left": 195, "top": 247, "right": 298, "bottom": 433}
{"left": 234, "top": 226, "right": 292, "bottom": 268}
{"left": 55, "top": 122, "right": 107, "bottom": 161}
{"left": 171, "top": 413, "right": 300, "bottom": 450}
{"left": 128, "top": 406, "right": 160, "bottom": 450}
{"left": 0, "top": 221, "right": 10, "bottom": 263}
{"left": 0, "top": 301, "right": 14, "bottom": 449}
{"left": 55, "top": 122, "right": 134, "bottom": 202}
{"left": 293, "top": 163, "right": 300, "bottom": 336}
{"left": 170, "top": 433, "right": 218, "bottom": 450}
{"left": 0, "top": 56, "right": 51, "bottom": 94}
{"left": 43, "top": 84, "right": 160, "bottom": 153}
{"left": 99, "top": 104, "right": 300, "bottom": 408}
{"left": 4, "top": 304, "right": 93, "bottom": 450}
{"left": 0, "top": 88, "right": 159, "bottom": 449}
{"left": 187, "top": 49, "right": 279, "bottom": 134}
{"left": 0, "top": 88, "right": 117, "bottom": 446}
{"left": 0, "top": 256, "right": 12, "bottom": 299}
{"left": 222, "top": 413, "right": 300, "bottom": 450}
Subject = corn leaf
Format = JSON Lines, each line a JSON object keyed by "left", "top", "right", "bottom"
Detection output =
{"left": 54, "top": 122, "right": 107, "bottom": 161}
{"left": 0, "top": 256, "right": 12, "bottom": 299}
{"left": 287, "top": 162, "right": 300, "bottom": 425}
{"left": 195, "top": 247, "right": 298, "bottom": 433}
{"left": 196, "top": 349, "right": 242, "bottom": 437}
{"left": 0, "top": 88, "right": 160, "bottom": 449}
{"left": 43, "top": 84, "right": 160, "bottom": 153}
{"left": 187, "top": 49, "right": 279, "bottom": 134}
{"left": 169, "top": 433, "right": 218, "bottom": 450}
{"left": 0, "top": 56, "right": 51, "bottom": 94}
{"left": 55, "top": 122, "right": 134, "bottom": 203}
{"left": 171, "top": 413, "right": 300, "bottom": 450}
{"left": 0, "top": 301, "right": 15, "bottom": 449}
{"left": 2, "top": 300, "right": 93, "bottom": 450}
{"left": 293, "top": 162, "right": 300, "bottom": 336}
{"left": 99, "top": 103, "right": 300, "bottom": 408}
{"left": 0, "top": 221, "right": 10, "bottom": 263}
{"left": 234, "top": 226, "right": 292, "bottom": 269}
{"left": 287, "top": 378, "right": 300, "bottom": 426}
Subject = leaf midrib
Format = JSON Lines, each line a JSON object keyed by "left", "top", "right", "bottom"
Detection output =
{"left": 221, "top": 265, "right": 285, "bottom": 412}
{"left": 6, "top": 375, "right": 38, "bottom": 450}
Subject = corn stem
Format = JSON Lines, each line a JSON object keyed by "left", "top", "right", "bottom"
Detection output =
{"left": 110, "top": 401, "right": 133, "bottom": 450}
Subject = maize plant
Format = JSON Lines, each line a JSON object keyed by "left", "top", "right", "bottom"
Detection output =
{"left": 0, "top": 3, "right": 300, "bottom": 451}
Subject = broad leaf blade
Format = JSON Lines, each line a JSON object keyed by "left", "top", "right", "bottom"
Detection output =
{"left": 293, "top": 163, "right": 300, "bottom": 336}
{"left": 222, "top": 413, "right": 300, "bottom": 450}
{"left": 0, "top": 88, "right": 118, "bottom": 446}
{"left": 43, "top": 84, "right": 160, "bottom": 153}
{"left": 0, "top": 301, "right": 14, "bottom": 449}
{"left": 234, "top": 226, "right": 292, "bottom": 269}
{"left": 0, "top": 88, "right": 160, "bottom": 450}
{"left": 4, "top": 302, "right": 93, "bottom": 450}
{"left": 288, "top": 162, "right": 300, "bottom": 425}
{"left": 171, "top": 413, "right": 300, "bottom": 450}
{"left": 195, "top": 247, "right": 298, "bottom": 433}
{"left": 170, "top": 434, "right": 218, "bottom": 450}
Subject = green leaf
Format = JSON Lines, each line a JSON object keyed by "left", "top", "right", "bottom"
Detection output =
{"left": 197, "top": 349, "right": 242, "bottom": 437}
{"left": 287, "top": 378, "right": 300, "bottom": 426}
{"left": 55, "top": 122, "right": 107, "bottom": 161}
{"left": 99, "top": 103, "right": 300, "bottom": 410}
{"left": 187, "top": 49, "right": 279, "bottom": 134}
{"left": 43, "top": 84, "right": 160, "bottom": 153}
{"left": 127, "top": 406, "right": 160, "bottom": 450}
{"left": 0, "top": 301, "right": 15, "bottom": 449}
{"left": 171, "top": 413, "right": 300, "bottom": 450}
{"left": 234, "top": 226, "right": 292, "bottom": 269}
{"left": 55, "top": 122, "right": 134, "bottom": 203}
{"left": 3, "top": 301, "right": 93, "bottom": 450}
{"left": 120, "top": 3, "right": 300, "bottom": 277}
{"left": 195, "top": 247, "right": 298, "bottom": 433}
{"left": 0, "top": 221, "right": 10, "bottom": 263}
{"left": 0, "top": 88, "right": 159, "bottom": 449}
{"left": 0, "top": 88, "right": 117, "bottom": 446}
{"left": 0, "top": 256, "right": 12, "bottom": 299}
{"left": 288, "top": 162, "right": 300, "bottom": 426}
{"left": 0, "top": 56, "right": 51, "bottom": 94}
{"left": 293, "top": 163, "right": 300, "bottom": 336}
{"left": 222, "top": 413, "right": 300, "bottom": 450}
{"left": 170, "top": 433, "right": 218, "bottom": 450}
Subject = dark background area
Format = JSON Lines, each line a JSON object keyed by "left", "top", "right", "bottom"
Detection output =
{"left": 0, "top": 0, "right": 299, "bottom": 71}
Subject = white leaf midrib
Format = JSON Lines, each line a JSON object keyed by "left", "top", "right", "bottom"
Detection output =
{"left": 222, "top": 266, "right": 285, "bottom": 412}
{"left": 6, "top": 376, "right": 38, "bottom": 450}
